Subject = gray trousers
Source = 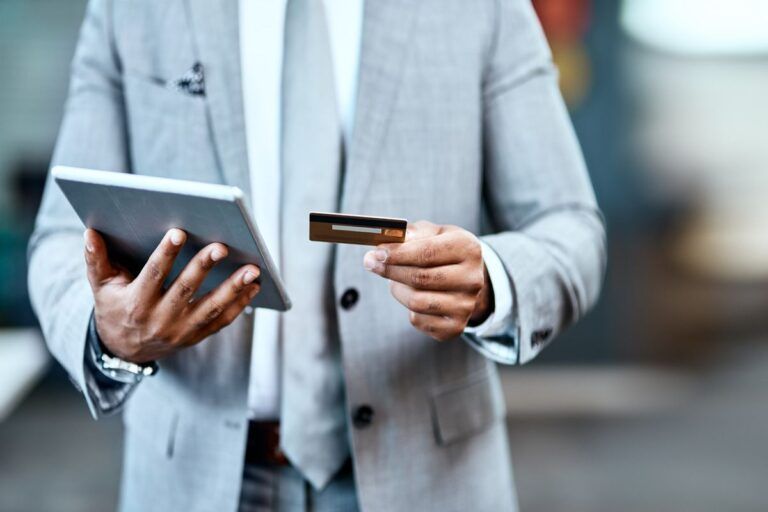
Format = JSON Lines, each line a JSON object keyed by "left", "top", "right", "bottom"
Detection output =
{"left": 238, "top": 461, "right": 359, "bottom": 512}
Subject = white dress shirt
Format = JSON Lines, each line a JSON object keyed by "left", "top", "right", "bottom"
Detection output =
{"left": 239, "top": 0, "right": 513, "bottom": 419}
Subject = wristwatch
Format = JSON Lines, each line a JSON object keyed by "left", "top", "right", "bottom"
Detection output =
{"left": 88, "top": 313, "right": 158, "bottom": 385}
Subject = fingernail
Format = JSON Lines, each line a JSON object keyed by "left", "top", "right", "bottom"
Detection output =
{"left": 83, "top": 231, "right": 94, "bottom": 252}
{"left": 373, "top": 249, "right": 388, "bottom": 262}
{"left": 243, "top": 270, "right": 257, "bottom": 284}
{"left": 363, "top": 252, "right": 376, "bottom": 270}
{"left": 211, "top": 248, "right": 226, "bottom": 261}
{"left": 364, "top": 252, "right": 385, "bottom": 273}
{"left": 169, "top": 229, "right": 184, "bottom": 246}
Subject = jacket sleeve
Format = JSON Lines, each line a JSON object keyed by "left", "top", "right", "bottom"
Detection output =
{"left": 464, "top": 0, "right": 607, "bottom": 365}
{"left": 27, "top": 0, "right": 135, "bottom": 418}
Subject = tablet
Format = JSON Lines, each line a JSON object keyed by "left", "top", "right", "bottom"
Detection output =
{"left": 53, "top": 166, "right": 291, "bottom": 312}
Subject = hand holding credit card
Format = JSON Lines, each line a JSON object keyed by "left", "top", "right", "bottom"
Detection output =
{"left": 309, "top": 212, "right": 407, "bottom": 245}
{"left": 310, "top": 215, "right": 494, "bottom": 343}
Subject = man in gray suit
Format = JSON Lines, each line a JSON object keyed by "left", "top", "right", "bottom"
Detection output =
{"left": 28, "top": 0, "right": 605, "bottom": 510}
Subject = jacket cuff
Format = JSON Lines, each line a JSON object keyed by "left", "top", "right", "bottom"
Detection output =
{"left": 51, "top": 278, "right": 133, "bottom": 419}
{"left": 464, "top": 241, "right": 514, "bottom": 337}
{"left": 481, "top": 232, "right": 561, "bottom": 364}
{"left": 461, "top": 330, "right": 518, "bottom": 364}
{"left": 84, "top": 311, "right": 137, "bottom": 416}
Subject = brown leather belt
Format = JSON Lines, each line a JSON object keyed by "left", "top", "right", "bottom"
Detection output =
{"left": 245, "top": 421, "right": 290, "bottom": 466}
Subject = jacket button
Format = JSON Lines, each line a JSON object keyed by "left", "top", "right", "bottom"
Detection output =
{"left": 352, "top": 405, "right": 374, "bottom": 429}
{"left": 340, "top": 288, "right": 359, "bottom": 310}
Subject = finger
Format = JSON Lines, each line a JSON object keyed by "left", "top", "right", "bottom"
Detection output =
{"left": 408, "top": 311, "right": 464, "bottom": 342}
{"left": 164, "top": 243, "right": 229, "bottom": 308}
{"left": 369, "top": 259, "right": 480, "bottom": 292}
{"left": 389, "top": 281, "right": 475, "bottom": 318}
{"left": 404, "top": 220, "right": 441, "bottom": 242}
{"left": 375, "top": 231, "right": 464, "bottom": 268}
{"left": 186, "top": 265, "right": 260, "bottom": 329}
{"left": 132, "top": 229, "right": 187, "bottom": 299}
{"left": 84, "top": 229, "right": 120, "bottom": 289}
{"left": 196, "top": 283, "right": 261, "bottom": 341}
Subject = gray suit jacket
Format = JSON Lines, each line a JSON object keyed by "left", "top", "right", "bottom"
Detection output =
{"left": 28, "top": 0, "right": 606, "bottom": 510}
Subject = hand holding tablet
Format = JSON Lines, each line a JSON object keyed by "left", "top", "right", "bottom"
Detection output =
{"left": 83, "top": 227, "right": 261, "bottom": 363}
{"left": 53, "top": 166, "right": 291, "bottom": 363}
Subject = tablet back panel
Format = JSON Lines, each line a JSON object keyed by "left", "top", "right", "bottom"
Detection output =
{"left": 53, "top": 167, "right": 291, "bottom": 312}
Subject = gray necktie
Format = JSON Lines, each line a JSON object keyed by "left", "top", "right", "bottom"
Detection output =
{"left": 279, "top": 0, "right": 348, "bottom": 490}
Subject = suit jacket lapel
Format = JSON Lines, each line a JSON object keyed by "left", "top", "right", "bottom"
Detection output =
{"left": 185, "top": 0, "right": 415, "bottom": 213}
{"left": 186, "top": 0, "right": 252, "bottom": 207}
{"left": 342, "top": 0, "right": 417, "bottom": 213}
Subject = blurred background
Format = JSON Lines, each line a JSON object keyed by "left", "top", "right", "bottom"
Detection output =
{"left": 2, "top": 1, "right": 768, "bottom": 511}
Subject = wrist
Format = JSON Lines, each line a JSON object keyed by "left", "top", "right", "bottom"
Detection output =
{"left": 468, "top": 265, "right": 494, "bottom": 326}
{"left": 93, "top": 313, "right": 147, "bottom": 363}
{"left": 89, "top": 312, "right": 158, "bottom": 383}
{"left": 92, "top": 313, "right": 125, "bottom": 359}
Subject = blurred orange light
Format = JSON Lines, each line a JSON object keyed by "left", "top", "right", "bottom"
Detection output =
{"left": 533, "top": 0, "right": 591, "bottom": 43}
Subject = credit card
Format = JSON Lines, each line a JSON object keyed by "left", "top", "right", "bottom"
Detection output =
{"left": 309, "top": 212, "right": 407, "bottom": 246}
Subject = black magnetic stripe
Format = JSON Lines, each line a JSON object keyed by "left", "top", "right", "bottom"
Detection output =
{"left": 309, "top": 213, "right": 406, "bottom": 229}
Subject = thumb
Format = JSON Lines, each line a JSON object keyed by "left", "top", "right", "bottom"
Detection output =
{"left": 405, "top": 220, "right": 440, "bottom": 242}
{"left": 374, "top": 221, "right": 441, "bottom": 262}
{"left": 84, "top": 229, "right": 119, "bottom": 289}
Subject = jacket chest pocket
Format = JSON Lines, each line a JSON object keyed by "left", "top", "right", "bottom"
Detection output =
{"left": 124, "top": 73, "right": 221, "bottom": 183}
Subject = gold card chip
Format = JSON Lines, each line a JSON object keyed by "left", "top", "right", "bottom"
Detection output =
{"left": 309, "top": 212, "right": 408, "bottom": 246}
